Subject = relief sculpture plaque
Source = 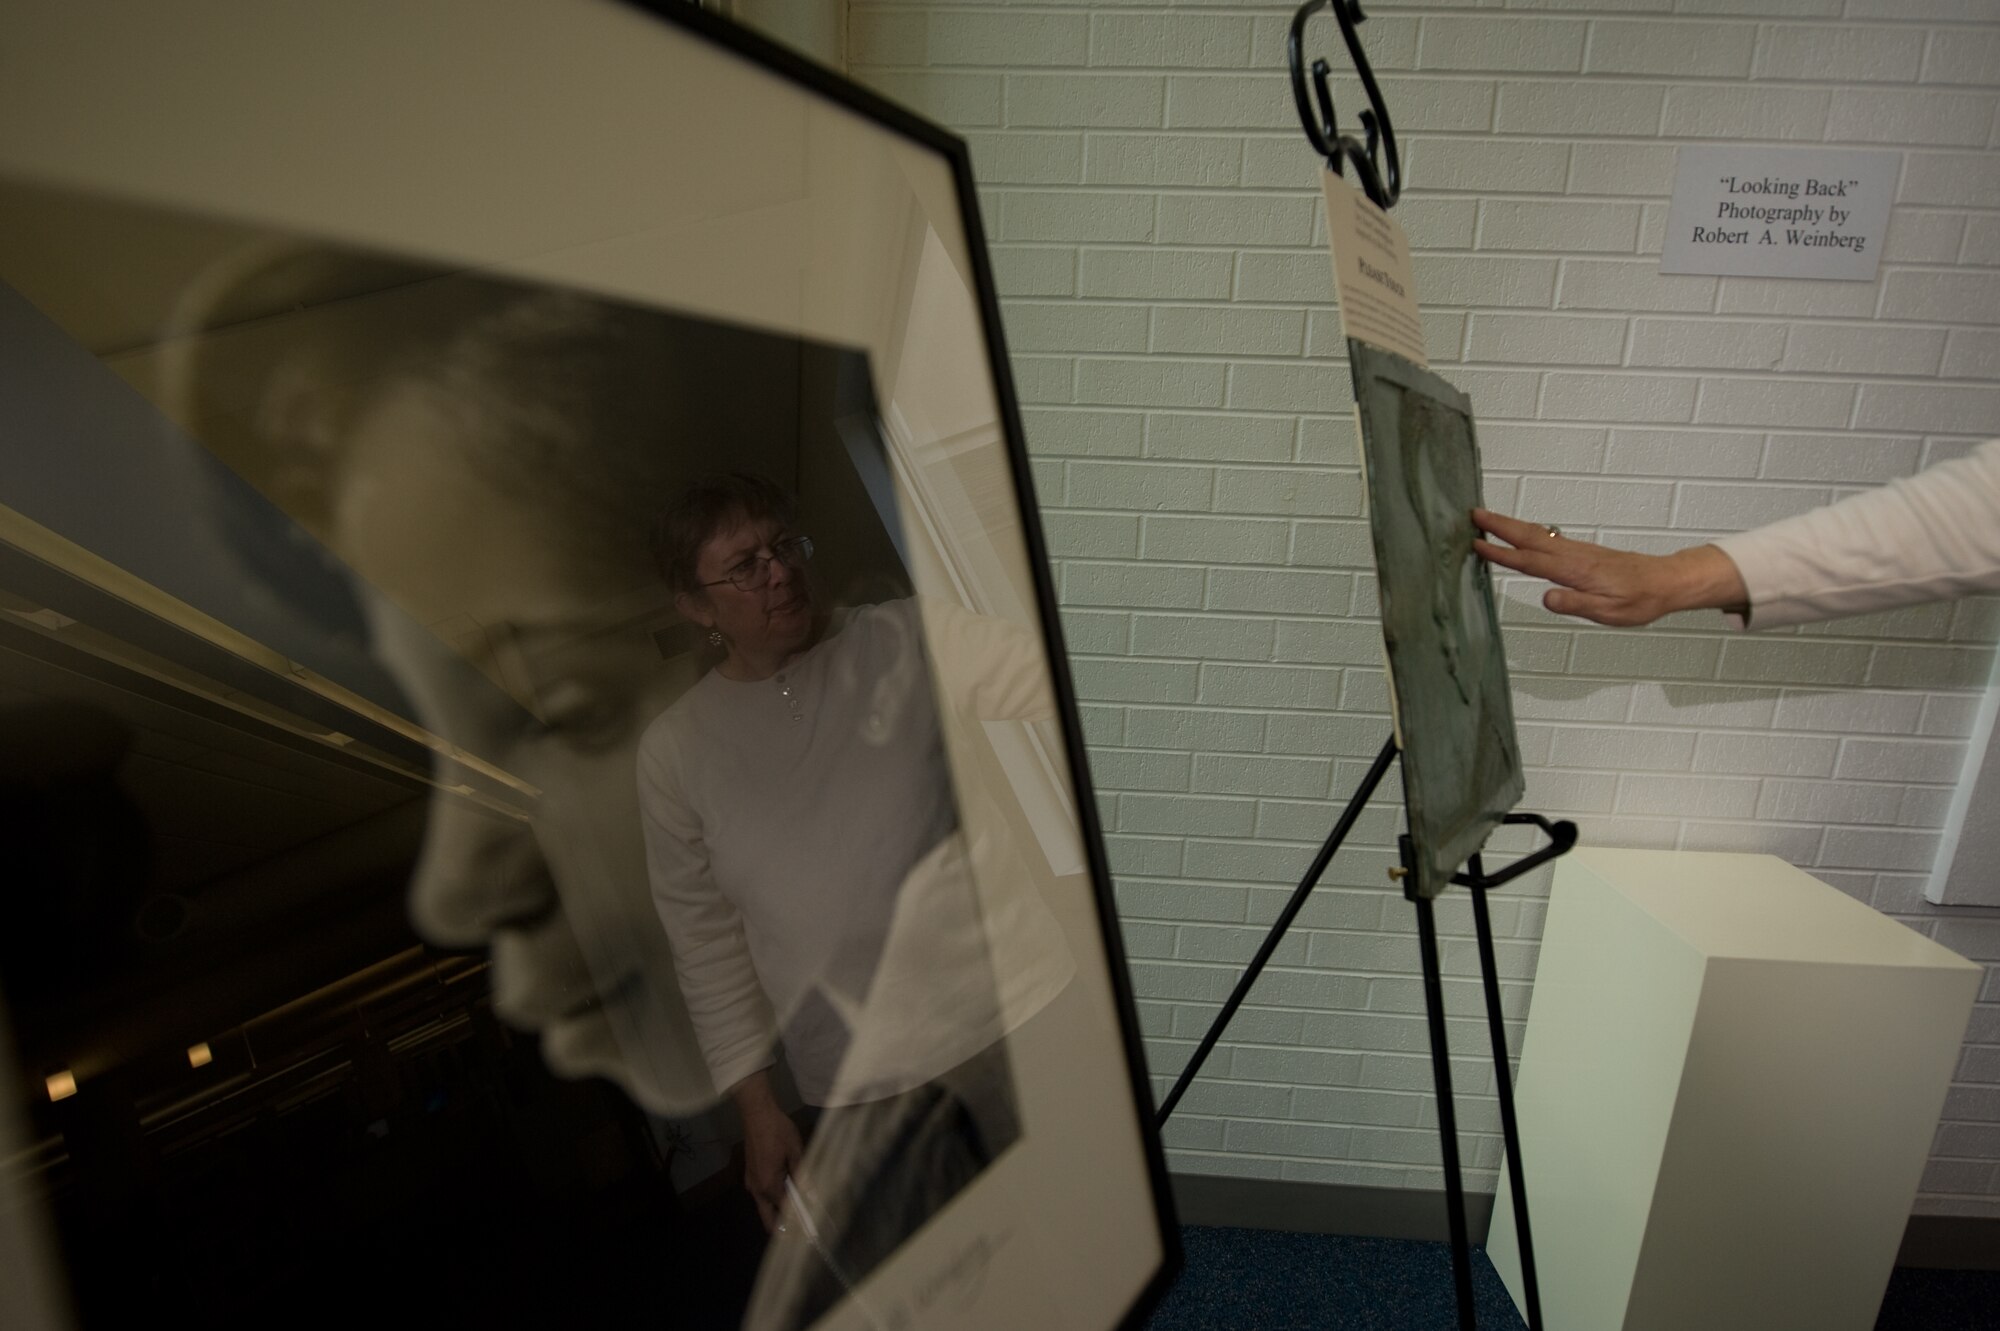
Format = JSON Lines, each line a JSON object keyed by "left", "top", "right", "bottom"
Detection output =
{"left": 1349, "top": 342, "right": 1524, "bottom": 900}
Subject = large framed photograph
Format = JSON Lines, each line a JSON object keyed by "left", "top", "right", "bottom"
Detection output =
{"left": 0, "top": 4, "right": 1177, "bottom": 1328}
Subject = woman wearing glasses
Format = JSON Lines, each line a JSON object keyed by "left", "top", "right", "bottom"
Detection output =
{"left": 638, "top": 472, "right": 1067, "bottom": 1326}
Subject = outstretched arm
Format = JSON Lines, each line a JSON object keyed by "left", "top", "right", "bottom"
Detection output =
{"left": 1475, "top": 441, "right": 2000, "bottom": 631}
{"left": 1471, "top": 509, "right": 1748, "bottom": 628}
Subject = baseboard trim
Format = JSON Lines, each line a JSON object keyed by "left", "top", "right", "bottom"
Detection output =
{"left": 1169, "top": 1174, "right": 2000, "bottom": 1271}
{"left": 1897, "top": 1213, "right": 2000, "bottom": 1270}
{"left": 1169, "top": 1174, "right": 1495, "bottom": 1245}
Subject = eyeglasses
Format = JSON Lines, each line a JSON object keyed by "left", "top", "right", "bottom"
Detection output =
{"left": 702, "top": 535, "right": 814, "bottom": 591}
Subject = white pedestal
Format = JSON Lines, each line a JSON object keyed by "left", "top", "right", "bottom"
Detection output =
{"left": 1486, "top": 847, "right": 1980, "bottom": 1331}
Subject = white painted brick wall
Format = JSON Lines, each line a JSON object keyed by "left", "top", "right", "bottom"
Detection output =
{"left": 846, "top": 0, "right": 2000, "bottom": 1215}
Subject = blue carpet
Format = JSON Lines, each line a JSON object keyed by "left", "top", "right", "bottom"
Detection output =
{"left": 1147, "top": 1225, "right": 2000, "bottom": 1330}
{"left": 1876, "top": 1266, "right": 2000, "bottom": 1330}
{"left": 1147, "top": 1227, "right": 1525, "bottom": 1331}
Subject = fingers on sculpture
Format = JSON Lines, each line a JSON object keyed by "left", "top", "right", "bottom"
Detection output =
{"left": 1471, "top": 508, "right": 1747, "bottom": 628}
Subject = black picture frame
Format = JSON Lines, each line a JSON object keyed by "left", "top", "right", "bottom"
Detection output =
{"left": 0, "top": 3, "right": 1180, "bottom": 1326}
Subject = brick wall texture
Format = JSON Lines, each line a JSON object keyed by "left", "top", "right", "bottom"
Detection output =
{"left": 845, "top": 0, "right": 2000, "bottom": 1216}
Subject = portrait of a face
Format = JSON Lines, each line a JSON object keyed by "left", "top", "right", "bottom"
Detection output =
{"left": 0, "top": 8, "right": 1177, "bottom": 1327}
{"left": 1350, "top": 342, "right": 1525, "bottom": 900}
{"left": 0, "top": 190, "right": 1072, "bottom": 1329}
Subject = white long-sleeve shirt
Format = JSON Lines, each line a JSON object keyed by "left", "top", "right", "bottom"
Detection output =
{"left": 637, "top": 597, "right": 1072, "bottom": 1106}
{"left": 1713, "top": 440, "right": 2000, "bottom": 629}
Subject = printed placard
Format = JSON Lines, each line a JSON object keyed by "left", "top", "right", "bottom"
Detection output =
{"left": 1660, "top": 145, "right": 1898, "bottom": 281}
{"left": 1322, "top": 168, "right": 1427, "bottom": 367}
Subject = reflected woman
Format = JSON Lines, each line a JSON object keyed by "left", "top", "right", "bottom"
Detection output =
{"left": 641, "top": 473, "right": 1067, "bottom": 1327}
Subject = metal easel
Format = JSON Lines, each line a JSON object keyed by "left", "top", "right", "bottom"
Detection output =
{"left": 1153, "top": 7, "right": 1575, "bottom": 1328}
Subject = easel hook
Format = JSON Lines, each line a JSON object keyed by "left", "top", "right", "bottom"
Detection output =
{"left": 1287, "top": 0, "right": 1401, "bottom": 211}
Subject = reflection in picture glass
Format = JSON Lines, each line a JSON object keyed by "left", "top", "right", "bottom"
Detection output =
{"left": 0, "top": 186, "right": 1074, "bottom": 1328}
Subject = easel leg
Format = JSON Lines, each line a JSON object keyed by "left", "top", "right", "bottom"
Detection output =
{"left": 1155, "top": 736, "right": 1398, "bottom": 1126}
{"left": 1469, "top": 858, "right": 1542, "bottom": 1331}
{"left": 1410, "top": 855, "right": 1478, "bottom": 1331}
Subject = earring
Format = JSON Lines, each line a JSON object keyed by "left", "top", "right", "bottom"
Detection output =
{"left": 707, "top": 629, "right": 724, "bottom": 648}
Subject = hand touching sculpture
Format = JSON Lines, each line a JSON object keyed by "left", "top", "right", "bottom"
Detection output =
{"left": 1470, "top": 509, "right": 1748, "bottom": 628}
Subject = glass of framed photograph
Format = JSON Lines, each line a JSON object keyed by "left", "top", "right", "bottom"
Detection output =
{"left": 0, "top": 4, "right": 1177, "bottom": 1328}
{"left": 1349, "top": 342, "right": 1526, "bottom": 901}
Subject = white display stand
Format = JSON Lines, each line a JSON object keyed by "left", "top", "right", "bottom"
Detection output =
{"left": 1487, "top": 847, "right": 1980, "bottom": 1331}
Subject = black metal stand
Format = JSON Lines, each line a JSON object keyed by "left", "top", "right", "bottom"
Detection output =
{"left": 1467, "top": 851, "right": 1545, "bottom": 1331}
{"left": 1176, "top": 9, "right": 1572, "bottom": 1326}
{"left": 1154, "top": 736, "right": 1397, "bottom": 1125}
{"left": 1156, "top": 736, "right": 1574, "bottom": 1331}
{"left": 1408, "top": 853, "right": 1478, "bottom": 1327}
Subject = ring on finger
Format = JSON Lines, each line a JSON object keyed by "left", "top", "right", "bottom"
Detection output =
{"left": 1544, "top": 525, "right": 1562, "bottom": 540}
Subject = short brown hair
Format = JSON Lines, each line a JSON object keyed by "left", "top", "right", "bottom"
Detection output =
{"left": 650, "top": 472, "right": 797, "bottom": 594}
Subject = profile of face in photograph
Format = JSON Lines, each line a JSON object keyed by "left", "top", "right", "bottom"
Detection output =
{"left": 228, "top": 266, "right": 1058, "bottom": 1297}
{"left": 1, "top": 204, "right": 1069, "bottom": 1328}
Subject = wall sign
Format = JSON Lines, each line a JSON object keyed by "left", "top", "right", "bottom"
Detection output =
{"left": 1660, "top": 145, "right": 1898, "bottom": 282}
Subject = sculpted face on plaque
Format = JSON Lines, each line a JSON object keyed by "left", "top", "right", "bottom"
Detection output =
{"left": 1402, "top": 394, "right": 1517, "bottom": 832}
{"left": 1400, "top": 395, "right": 1491, "bottom": 711}
{"left": 1349, "top": 344, "right": 1524, "bottom": 899}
